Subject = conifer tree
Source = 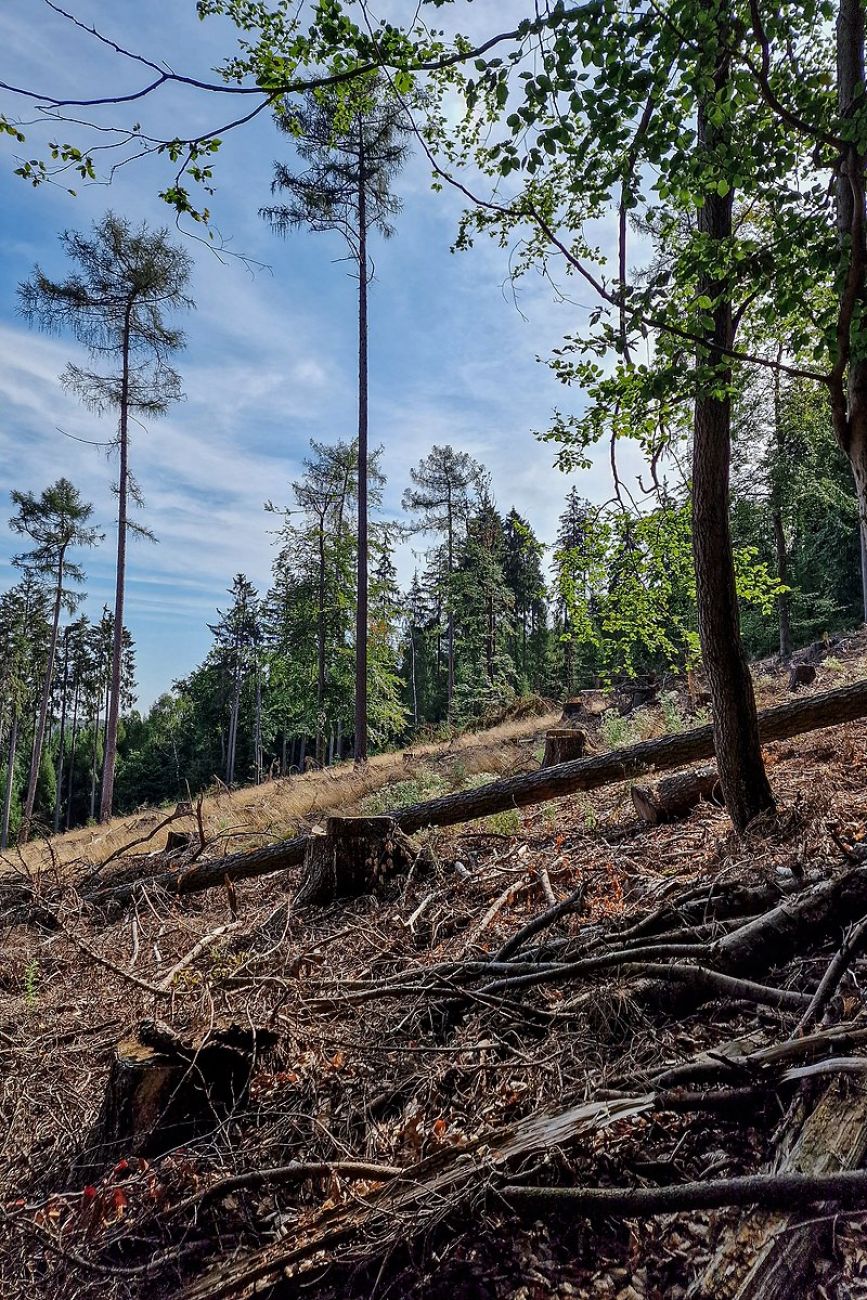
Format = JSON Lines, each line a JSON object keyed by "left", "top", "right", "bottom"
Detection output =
{"left": 19, "top": 214, "right": 193, "bottom": 821}
{"left": 9, "top": 479, "right": 98, "bottom": 842}
{"left": 263, "top": 79, "right": 411, "bottom": 762}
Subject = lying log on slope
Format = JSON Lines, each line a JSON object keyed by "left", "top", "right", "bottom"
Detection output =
{"left": 88, "top": 677, "right": 867, "bottom": 907}
{"left": 631, "top": 766, "right": 721, "bottom": 824}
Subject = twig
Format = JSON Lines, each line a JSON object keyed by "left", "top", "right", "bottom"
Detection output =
{"left": 495, "top": 882, "right": 587, "bottom": 963}
{"left": 156, "top": 922, "right": 241, "bottom": 993}
{"left": 794, "top": 911, "right": 867, "bottom": 1037}
{"left": 171, "top": 1160, "right": 403, "bottom": 1216}
{"left": 500, "top": 1168, "right": 867, "bottom": 1215}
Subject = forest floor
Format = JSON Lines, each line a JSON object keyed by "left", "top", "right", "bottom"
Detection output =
{"left": 4, "top": 637, "right": 867, "bottom": 1299}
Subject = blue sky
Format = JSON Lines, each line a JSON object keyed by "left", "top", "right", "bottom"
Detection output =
{"left": 0, "top": 1, "right": 644, "bottom": 707}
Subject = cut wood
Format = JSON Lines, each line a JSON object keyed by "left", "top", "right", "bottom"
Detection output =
{"left": 689, "top": 1077, "right": 867, "bottom": 1299}
{"left": 631, "top": 766, "right": 721, "bottom": 824}
{"left": 294, "top": 816, "right": 416, "bottom": 907}
{"left": 87, "top": 677, "right": 867, "bottom": 908}
{"left": 542, "top": 727, "right": 587, "bottom": 767}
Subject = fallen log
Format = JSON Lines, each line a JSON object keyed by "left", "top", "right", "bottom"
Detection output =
{"left": 88, "top": 677, "right": 867, "bottom": 908}
{"left": 631, "top": 766, "right": 721, "bottom": 824}
{"left": 689, "top": 1077, "right": 867, "bottom": 1299}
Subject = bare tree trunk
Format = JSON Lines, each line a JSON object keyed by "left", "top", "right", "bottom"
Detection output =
{"left": 99, "top": 308, "right": 132, "bottom": 822}
{"left": 53, "top": 628, "right": 71, "bottom": 833}
{"left": 354, "top": 134, "right": 369, "bottom": 763}
{"left": 254, "top": 664, "right": 262, "bottom": 784}
{"left": 227, "top": 664, "right": 240, "bottom": 785}
{"left": 20, "top": 548, "right": 66, "bottom": 843}
{"left": 772, "top": 365, "right": 794, "bottom": 658}
{"left": 66, "top": 681, "right": 80, "bottom": 831}
{"left": 692, "top": 0, "right": 774, "bottom": 831}
{"left": 1, "top": 709, "right": 19, "bottom": 850}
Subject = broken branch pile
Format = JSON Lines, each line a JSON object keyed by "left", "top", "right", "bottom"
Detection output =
{"left": 3, "top": 695, "right": 867, "bottom": 1299}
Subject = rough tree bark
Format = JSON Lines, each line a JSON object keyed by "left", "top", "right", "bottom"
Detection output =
{"left": 832, "top": 0, "right": 867, "bottom": 622}
{"left": 294, "top": 815, "right": 415, "bottom": 906}
{"left": 1, "top": 709, "right": 18, "bottom": 851}
{"left": 691, "top": 0, "right": 775, "bottom": 831}
{"left": 542, "top": 727, "right": 587, "bottom": 767}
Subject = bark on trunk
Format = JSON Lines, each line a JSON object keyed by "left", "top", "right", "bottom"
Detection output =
{"left": 88, "top": 677, "right": 867, "bottom": 908}
{"left": 542, "top": 728, "right": 587, "bottom": 768}
{"left": 832, "top": 0, "right": 867, "bottom": 623}
{"left": 689, "top": 1077, "right": 867, "bottom": 1299}
{"left": 80, "top": 1020, "right": 277, "bottom": 1176}
{"left": 66, "top": 682, "right": 80, "bottom": 831}
{"left": 53, "top": 630, "right": 70, "bottom": 833}
{"left": 692, "top": 2, "right": 774, "bottom": 831}
{"left": 99, "top": 307, "right": 132, "bottom": 822}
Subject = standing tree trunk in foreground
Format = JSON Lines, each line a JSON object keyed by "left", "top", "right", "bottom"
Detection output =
{"left": 832, "top": 0, "right": 867, "bottom": 624}
{"left": 692, "top": 0, "right": 775, "bottom": 830}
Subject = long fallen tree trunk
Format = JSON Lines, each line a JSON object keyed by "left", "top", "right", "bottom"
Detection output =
{"left": 89, "top": 678, "right": 867, "bottom": 907}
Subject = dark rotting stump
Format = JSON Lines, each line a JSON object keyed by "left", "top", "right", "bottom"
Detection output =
{"left": 294, "top": 815, "right": 418, "bottom": 907}
{"left": 789, "top": 663, "right": 818, "bottom": 691}
{"left": 78, "top": 1019, "right": 278, "bottom": 1176}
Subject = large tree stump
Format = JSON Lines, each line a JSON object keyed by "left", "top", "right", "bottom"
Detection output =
{"left": 294, "top": 816, "right": 416, "bottom": 907}
{"left": 631, "top": 766, "right": 721, "bottom": 825}
{"left": 80, "top": 1020, "right": 277, "bottom": 1175}
{"left": 542, "top": 728, "right": 587, "bottom": 768}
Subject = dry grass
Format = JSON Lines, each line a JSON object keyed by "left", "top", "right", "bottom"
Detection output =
{"left": 2, "top": 707, "right": 558, "bottom": 880}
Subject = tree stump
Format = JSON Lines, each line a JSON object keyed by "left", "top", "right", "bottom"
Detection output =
{"left": 789, "top": 662, "right": 817, "bottom": 690}
{"left": 542, "top": 728, "right": 587, "bottom": 768}
{"left": 80, "top": 1020, "right": 277, "bottom": 1174}
{"left": 631, "top": 766, "right": 721, "bottom": 825}
{"left": 294, "top": 816, "right": 417, "bottom": 907}
{"left": 165, "top": 829, "right": 194, "bottom": 853}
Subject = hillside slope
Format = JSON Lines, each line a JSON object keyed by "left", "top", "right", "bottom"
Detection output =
{"left": 3, "top": 644, "right": 867, "bottom": 1299}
